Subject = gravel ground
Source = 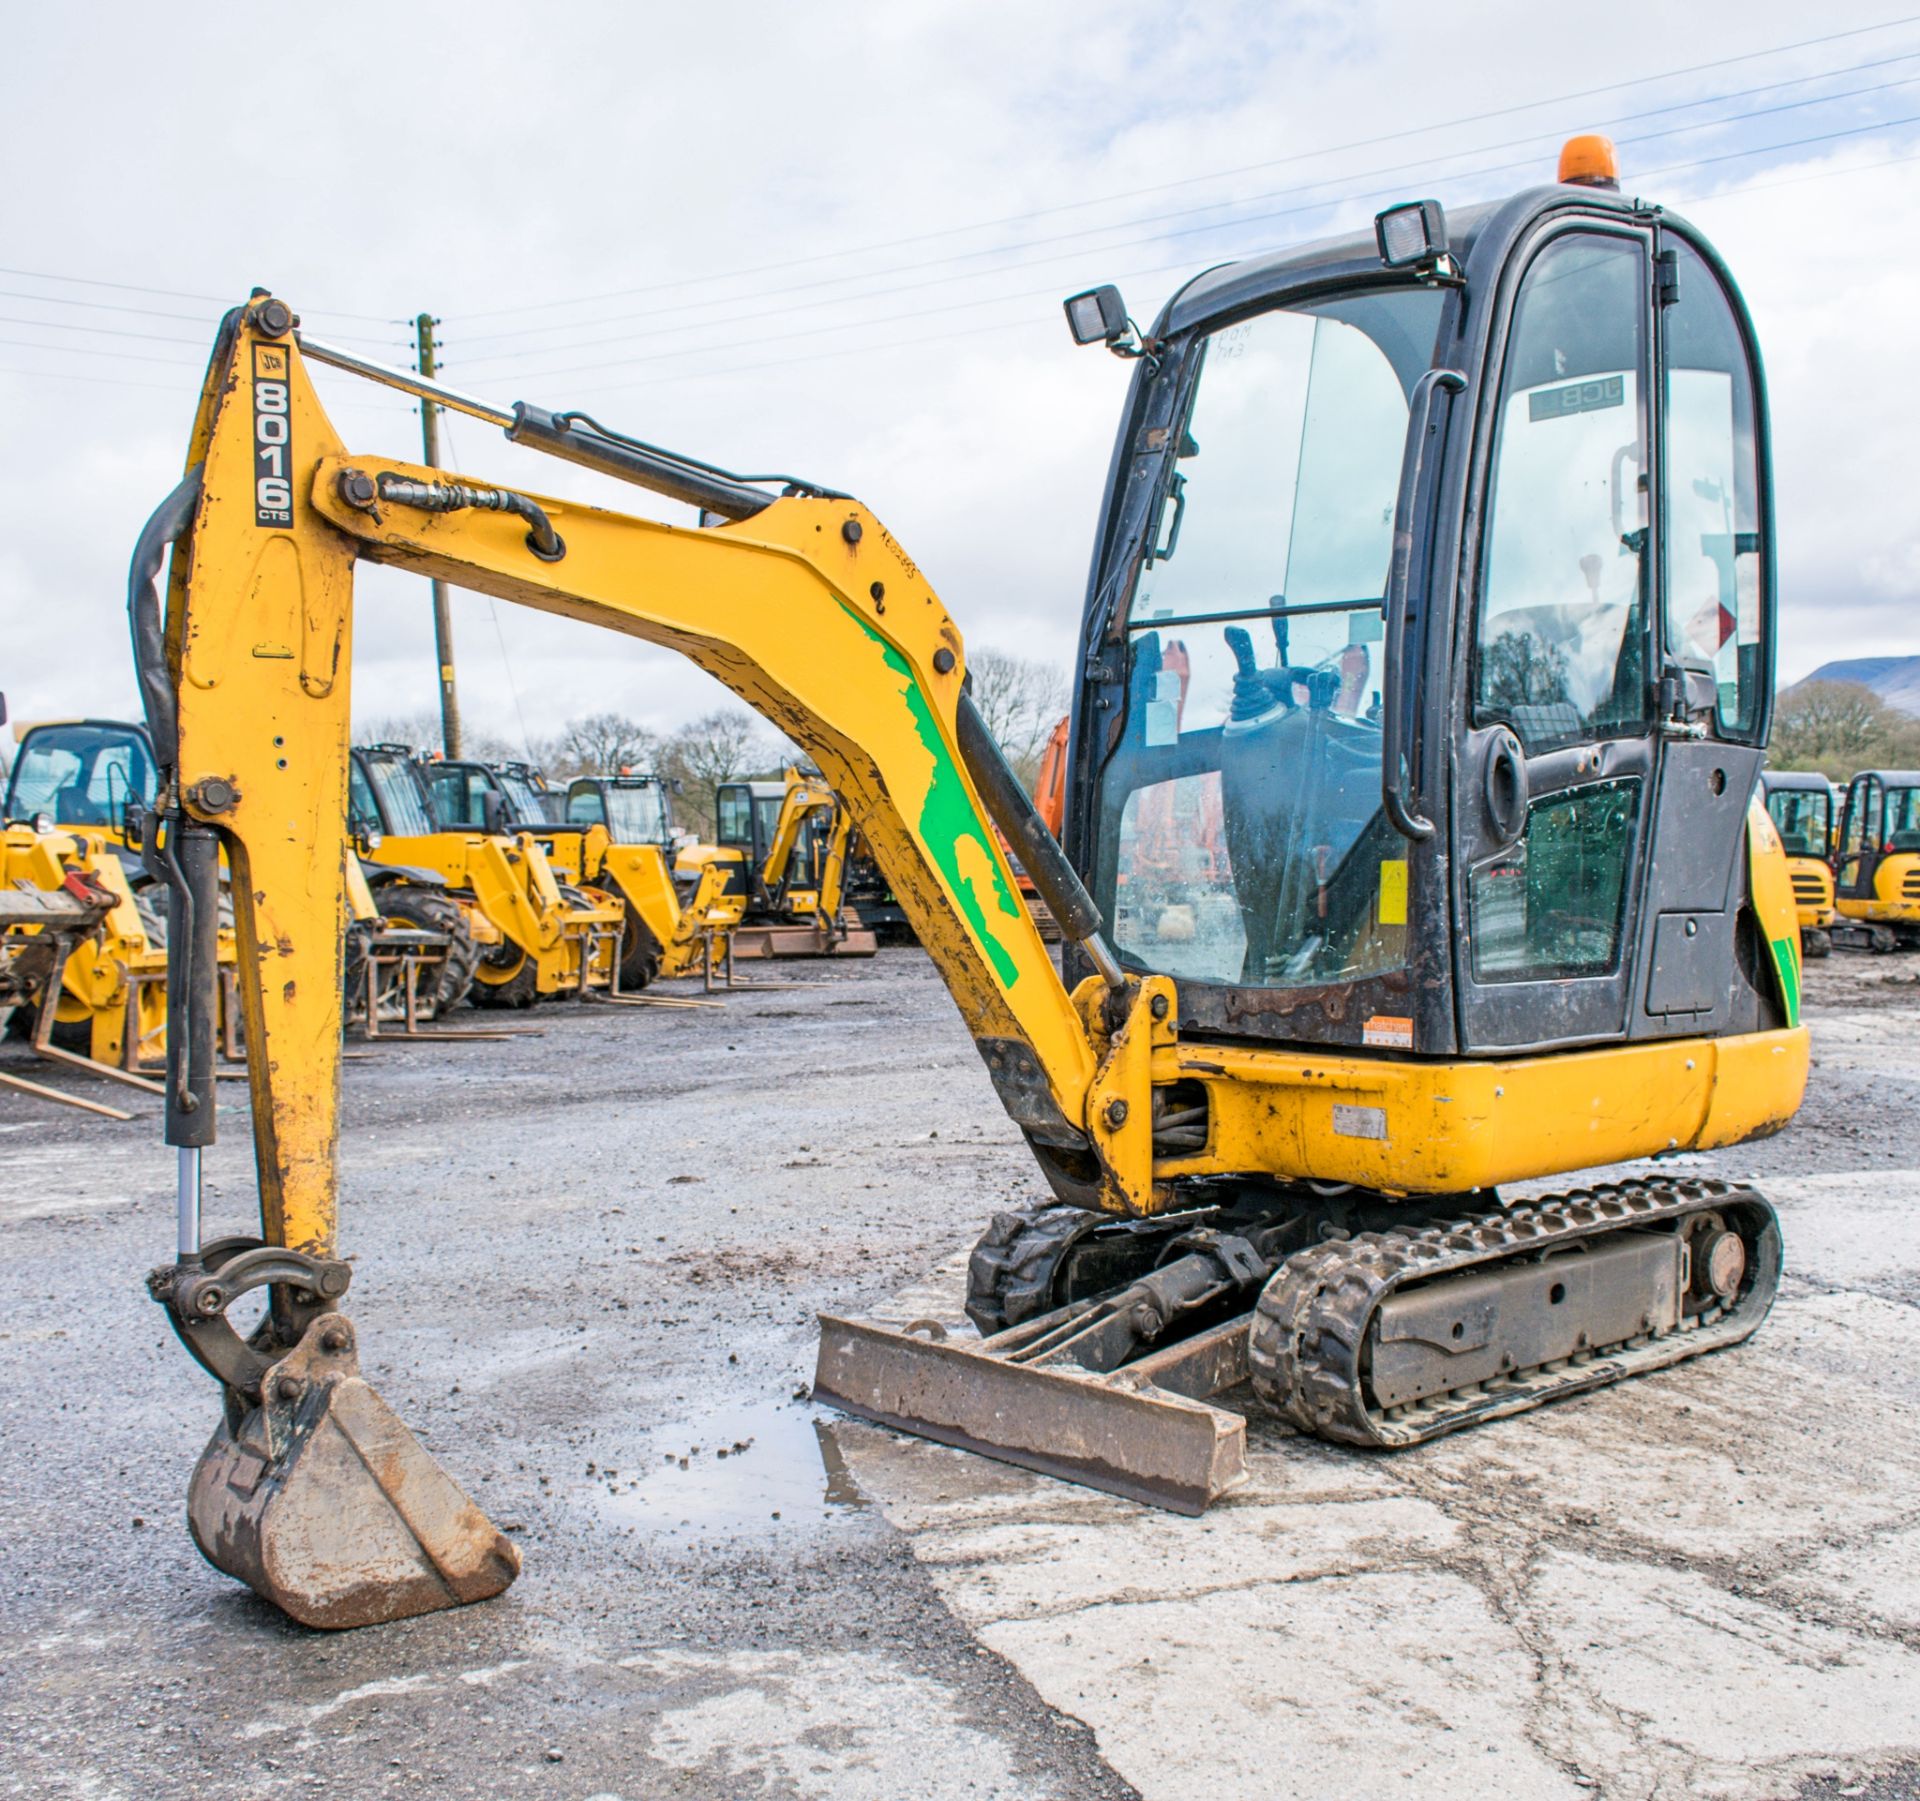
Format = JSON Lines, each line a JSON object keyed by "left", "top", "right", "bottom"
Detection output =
{"left": 2, "top": 945, "right": 1917, "bottom": 1799}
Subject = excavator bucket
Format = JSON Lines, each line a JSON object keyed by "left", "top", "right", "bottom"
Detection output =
{"left": 186, "top": 1315, "right": 520, "bottom": 1630}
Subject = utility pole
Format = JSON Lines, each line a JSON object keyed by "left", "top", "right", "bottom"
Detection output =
{"left": 415, "top": 312, "right": 463, "bottom": 759}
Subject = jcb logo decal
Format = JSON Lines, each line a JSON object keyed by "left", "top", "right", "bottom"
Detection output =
{"left": 252, "top": 342, "right": 293, "bottom": 527}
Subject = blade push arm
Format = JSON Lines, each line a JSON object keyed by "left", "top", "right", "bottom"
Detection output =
{"left": 146, "top": 300, "right": 1161, "bottom": 1265}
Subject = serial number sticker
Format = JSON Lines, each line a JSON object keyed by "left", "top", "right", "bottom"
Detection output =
{"left": 1332, "top": 1104, "right": 1388, "bottom": 1140}
{"left": 1362, "top": 1014, "right": 1413, "bottom": 1050}
{"left": 252, "top": 342, "right": 293, "bottom": 527}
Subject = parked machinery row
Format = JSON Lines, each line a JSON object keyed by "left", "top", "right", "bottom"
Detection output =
{"left": 1, "top": 707, "right": 913, "bottom": 1106}
{"left": 1760, "top": 767, "right": 1920, "bottom": 955}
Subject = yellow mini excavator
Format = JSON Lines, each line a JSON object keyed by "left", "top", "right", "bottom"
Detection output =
{"left": 698, "top": 768, "right": 877, "bottom": 958}
{"left": 1831, "top": 769, "right": 1920, "bottom": 950}
{"left": 1760, "top": 770, "right": 1836, "bottom": 958}
{"left": 133, "top": 140, "right": 1806, "bottom": 1628}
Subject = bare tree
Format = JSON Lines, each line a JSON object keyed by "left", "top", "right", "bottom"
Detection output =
{"left": 545, "top": 713, "right": 658, "bottom": 780}
{"left": 966, "top": 646, "right": 1070, "bottom": 788}
{"left": 357, "top": 710, "right": 523, "bottom": 763}
{"left": 659, "top": 708, "right": 786, "bottom": 836}
{"left": 1771, "top": 680, "right": 1920, "bottom": 778}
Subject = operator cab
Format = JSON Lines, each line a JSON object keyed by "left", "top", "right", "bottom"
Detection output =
{"left": 1761, "top": 770, "right": 1834, "bottom": 859}
{"left": 348, "top": 745, "right": 438, "bottom": 842}
{"left": 715, "top": 778, "right": 829, "bottom": 908}
{"left": 425, "top": 759, "right": 559, "bottom": 833}
{"left": 5, "top": 718, "right": 157, "bottom": 836}
{"left": 1834, "top": 770, "right": 1920, "bottom": 929}
{"left": 565, "top": 774, "right": 673, "bottom": 850}
{"left": 1068, "top": 157, "right": 1778, "bottom": 1057}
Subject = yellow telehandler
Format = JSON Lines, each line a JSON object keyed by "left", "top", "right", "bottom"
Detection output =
{"left": 348, "top": 742, "right": 617, "bottom": 1007}
{"left": 3, "top": 717, "right": 237, "bottom": 1073}
{"left": 131, "top": 140, "right": 1806, "bottom": 1628}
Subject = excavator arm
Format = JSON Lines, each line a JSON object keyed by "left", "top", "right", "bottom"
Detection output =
{"left": 138, "top": 302, "right": 1138, "bottom": 1261}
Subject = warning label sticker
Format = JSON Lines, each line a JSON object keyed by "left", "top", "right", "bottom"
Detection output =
{"left": 1362, "top": 1014, "right": 1414, "bottom": 1051}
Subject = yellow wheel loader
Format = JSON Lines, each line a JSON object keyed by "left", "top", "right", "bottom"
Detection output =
{"left": 348, "top": 743, "right": 617, "bottom": 1008}
{"left": 1760, "top": 770, "right": 1836, "bottom": 959}
{"left": 702, "top": 769, "right": 876, "bottom": 958}
{"left": 1831, "top": 769, "right": 1920, "bottom": 951}
{"left": 132, "top": 140, "right": 1806, "bottom": 1628}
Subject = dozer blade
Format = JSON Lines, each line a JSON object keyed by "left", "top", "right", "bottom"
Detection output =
{"left": 815, "top": 1313, "right": 1250, "bottom": 1514}
{"left": 187, "top": 1314, "right": 520, "bottom": 1630}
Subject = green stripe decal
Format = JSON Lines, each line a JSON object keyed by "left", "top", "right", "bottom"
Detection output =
{"left": 1769, "top": 931, "right": 1801, "bottom": 1029}
{"left": 851, "top": 614, "right": 1023, "bottom": 990}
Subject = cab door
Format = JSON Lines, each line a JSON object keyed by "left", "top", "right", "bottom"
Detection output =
{"left": 1455, "top": 225, "right": 1661, "bottom": 1051}
{"left": 1836, "top": 775, "right": 1884, "bottom": 902}
{"left": 1623, "top": 229, "right": 1771, "bottom": 1038}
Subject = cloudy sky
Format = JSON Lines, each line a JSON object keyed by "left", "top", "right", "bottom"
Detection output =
{"left": 3, "top": 1, "right": 1916, "bottom": 754}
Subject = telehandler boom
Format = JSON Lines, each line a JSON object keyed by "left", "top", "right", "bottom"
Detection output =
{"left": 135, "top": 147, "right": 1806, "bottom": 1628}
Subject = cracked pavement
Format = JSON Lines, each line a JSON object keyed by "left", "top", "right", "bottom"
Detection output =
{"left": 2, "top": 948, "right": 1917, "bottom": 1798}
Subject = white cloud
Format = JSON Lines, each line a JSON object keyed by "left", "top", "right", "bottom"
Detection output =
{"left": 1, "top": 0, "right": 1912, "bottom": 743}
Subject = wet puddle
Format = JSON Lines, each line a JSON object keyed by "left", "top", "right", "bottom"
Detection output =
{"left": 602, "top": 1397, "right": 868, "bottom": 1541}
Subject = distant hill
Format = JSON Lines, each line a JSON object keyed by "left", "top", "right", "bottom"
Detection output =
{"left": 1791, "top": 656, "right": 1920, "bottom": 717}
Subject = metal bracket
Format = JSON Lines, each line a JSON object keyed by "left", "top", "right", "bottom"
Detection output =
{"left": 148, "top": 1236, "right": 353, "bottom": 1401}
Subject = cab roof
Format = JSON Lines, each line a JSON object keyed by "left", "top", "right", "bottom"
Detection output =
{"left": 1761, "top": 770, "right": 1833, "bottom": 793}
{"left": 1160, "top": 184, "right": 1654, "bottom": 335}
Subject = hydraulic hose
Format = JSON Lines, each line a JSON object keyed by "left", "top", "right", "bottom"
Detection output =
{"left": 126, "top": 464, "right": 204, "bottom": 769}
{"left": 371, "top": 473, "right": 566, "bottom": 562}
{"left": 954, "top": 691, "right": 1124, "bottom": 990}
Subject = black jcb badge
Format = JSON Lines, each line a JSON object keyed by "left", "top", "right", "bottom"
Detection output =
{"left": 253, "top": 342, "right": 293, "bottom": 527}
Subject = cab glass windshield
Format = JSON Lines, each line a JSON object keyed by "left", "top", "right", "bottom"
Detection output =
{"left": 363, "top": 757, "right": 435, "bottom": 837}
{"left": 496, "top": 773, "right": 553, "bottom": 822}
{"left": 1091, "top": 287, "right": 1445, "bottom": 990}
{"left": 604, "top": 782, "right": 669, "bottom": 845}
{"left": 1764, "top": 785, "right": 1831, "bottom": 857}
{"left": 6, "top": 723, "right": 155, "bottom": 828}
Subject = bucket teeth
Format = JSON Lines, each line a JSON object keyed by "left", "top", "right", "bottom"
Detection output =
{"left": 186, "top": 1313, "right": 520, "bottom": 1630}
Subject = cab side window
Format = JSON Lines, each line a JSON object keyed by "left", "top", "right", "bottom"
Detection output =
{"left": 1662, "top": 241, "right": 1766, "bottom": 739}
{"left": 1475, "top": 234, "right": 1649, "bottom": 752}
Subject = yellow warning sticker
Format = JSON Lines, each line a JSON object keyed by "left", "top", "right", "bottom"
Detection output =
{"left": 1378, "top": 859, "right": 1408, "bottom": 926}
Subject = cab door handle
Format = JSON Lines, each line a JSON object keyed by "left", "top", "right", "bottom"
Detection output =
{"left": 1483, "top": 727, "right": 1529, "bottom": 849}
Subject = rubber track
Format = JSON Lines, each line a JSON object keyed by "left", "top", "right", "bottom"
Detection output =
{"left": 1247, "top": 1176, "right": 1780, "bottom": 1448}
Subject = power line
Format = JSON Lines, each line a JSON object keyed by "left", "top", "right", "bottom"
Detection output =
{"left": 0, "top": 336, "right": 200, "bottom": 367}
{"left": 451, "top": 107, "right": 1920, "bottom": 393}
{"left": 452, "top": 76, "right": 1920, "bottom": 379}
{"left": 519, "top": 130, "right": 1920, "bottom": 410}
{"left": 454, "top": 46, "right": 1920, "bottom": 355}
{"left": 451, "top": 12, "right": 1920, "bottom": 326}
{"left": 0, "top": 311, "right": 210, "bottom": 347}
{"left": 0, "top": 262, "right": 399, "bottom": 326}
{"left": 0, "top": 363, "right": 192, "bottom": 394}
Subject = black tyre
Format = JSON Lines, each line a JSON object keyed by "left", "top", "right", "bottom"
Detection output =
{"left": 1804, "top": 928, "right": 1832, "bottom": 960}
{"left": 376, "top": 884, "right": 480, "bottom": 1015}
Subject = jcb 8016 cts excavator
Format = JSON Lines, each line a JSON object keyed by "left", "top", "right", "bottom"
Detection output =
{"left": 133, "top": 139, "right": 1805, "bottom": 1629}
